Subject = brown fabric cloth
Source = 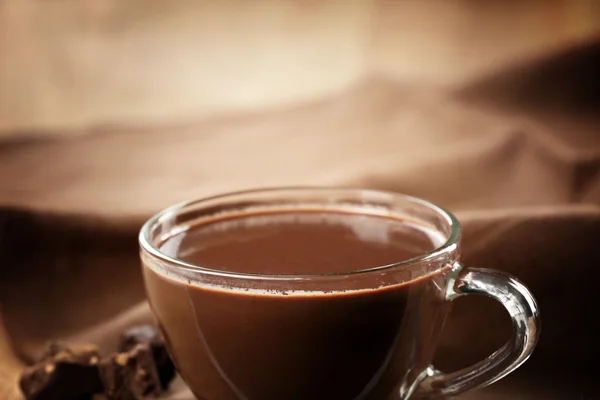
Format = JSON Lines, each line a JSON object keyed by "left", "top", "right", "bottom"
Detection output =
{"left": 1, "top": 40, "right": 600, "bottom": 399}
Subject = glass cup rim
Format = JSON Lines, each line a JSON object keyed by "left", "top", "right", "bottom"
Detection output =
{"left": 139, "top": 186, "right": 461, "bottom": 281}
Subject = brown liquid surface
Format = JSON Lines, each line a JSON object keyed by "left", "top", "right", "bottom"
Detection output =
{"left": 160, "top": 211, "right": 439, "bottom": 274}
{"left": 143, "top": 211, "right": 451, "bottom": 400}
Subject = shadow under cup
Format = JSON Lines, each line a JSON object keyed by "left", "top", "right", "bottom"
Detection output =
{"left": 139, "top": 187, "right": 539, "bottom": 400}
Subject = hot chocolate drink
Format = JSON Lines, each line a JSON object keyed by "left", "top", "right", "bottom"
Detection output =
{"left": 142, "top": 210, "right": 453, "bottom": 400}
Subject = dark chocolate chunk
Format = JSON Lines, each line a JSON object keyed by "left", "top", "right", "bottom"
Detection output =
{"left": 37, "top": 342, "right": 100, "bottom": 363}
{"left": 118, "top": 325, "right": 176, "bottom": 390}
{"left": 99, "top": 344, "right": 163, "bottom": 400}
{"left": 19, "top": 343, "right": 103, "bottom": 400}
{"left": 118, "top": 325, "right": 162, "bottom": 353}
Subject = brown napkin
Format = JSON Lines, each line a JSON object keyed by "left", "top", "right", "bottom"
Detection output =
{"left": 1, "top": 40, "right": 599, "bottom": 399}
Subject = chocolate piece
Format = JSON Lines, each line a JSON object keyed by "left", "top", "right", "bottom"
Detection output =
{"left": 19, "top": 343, "right": 103, "bottom": 400}
{"left": 99, "top": 344, "right": 162, "bottom": 400}
{"left": 37, "top": 342, "right": 100, "bottom": 363}
{"left": 118, "top": 325, "right": 175, "bottom": 390}
{"left": 118, "top": 325, "right": 162, "bottom": 353}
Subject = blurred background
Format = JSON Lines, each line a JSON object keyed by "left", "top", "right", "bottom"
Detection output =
{"left": 1, "top": 1, "right": 599, "bottom": 399}
{"left": 0, "top": 0, "right": 599, "bottom": 216}
{"left": 1, "top": 0, "right": 598, "bottom": 132}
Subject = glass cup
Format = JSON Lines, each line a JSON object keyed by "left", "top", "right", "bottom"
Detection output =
{"left": 139, "top": 187, "right": 540, "bottom": 400}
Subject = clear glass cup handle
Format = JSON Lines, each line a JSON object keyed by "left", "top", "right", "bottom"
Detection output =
{"left": 413, "top": 263, "right": 541, "bottom": 399}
